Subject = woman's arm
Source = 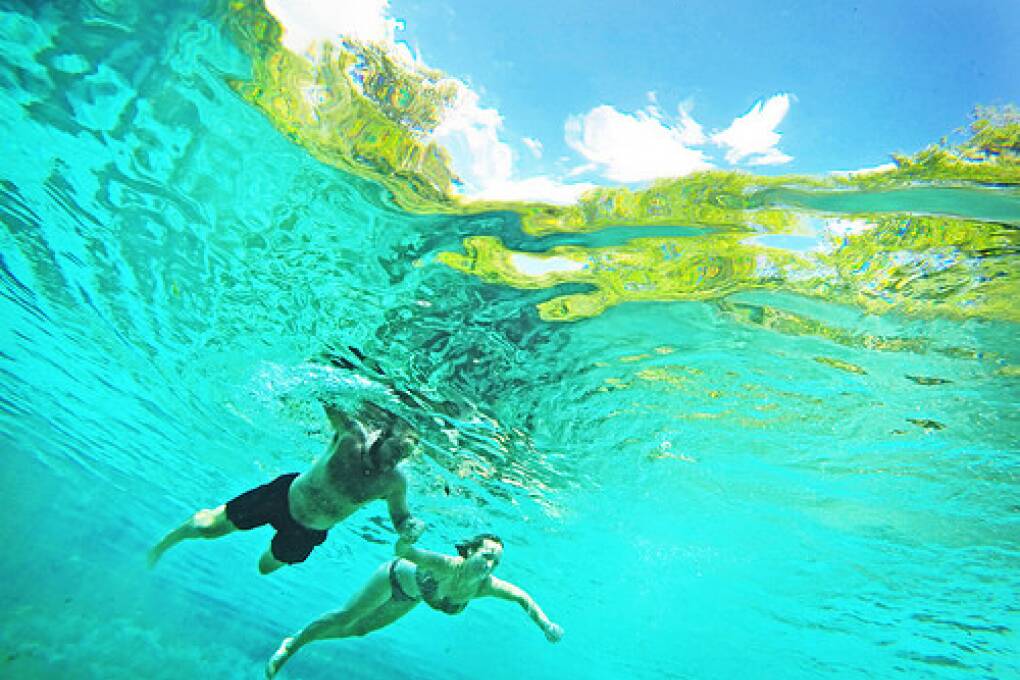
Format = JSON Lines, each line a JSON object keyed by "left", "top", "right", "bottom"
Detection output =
{"left": 394, "top": 537, "right": 460, "bottom": 574}
{"left": 482, "top": 576, "right": 564, "bottom": 642}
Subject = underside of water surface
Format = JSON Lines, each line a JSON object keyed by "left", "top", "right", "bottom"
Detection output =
{"left": 1, "top": 1, "right": 1018, "bottom": 679}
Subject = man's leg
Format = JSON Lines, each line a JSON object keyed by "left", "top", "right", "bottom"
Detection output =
{"left": 258, "top": 547, "right": 286, "bottom": 575}
{"left": 262, "top": 522, "right": 328, "bottom": 575}
{"left": 148, "top": 504, "right": 237, "bottom": 567}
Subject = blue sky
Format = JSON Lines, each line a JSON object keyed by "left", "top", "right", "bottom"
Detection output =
{"left": 266, "top": 0, "right": 1019, "bottom": 202}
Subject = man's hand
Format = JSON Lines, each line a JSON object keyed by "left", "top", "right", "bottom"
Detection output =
{"left": 398, "top": 517, "right": 425, "bottom": 544}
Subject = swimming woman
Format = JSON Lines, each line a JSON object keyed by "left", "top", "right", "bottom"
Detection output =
{"left": 265, "top": 532, "right": 563, "bottom": 677}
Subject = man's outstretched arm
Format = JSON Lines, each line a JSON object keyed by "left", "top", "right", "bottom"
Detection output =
{"left": 386, "top": 473, "right": 424, "bottom": 542}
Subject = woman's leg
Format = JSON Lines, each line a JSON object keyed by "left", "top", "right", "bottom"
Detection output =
{"left": 345, "top": 599, "right": 419, "bottom": 637}
{"left": 265, "top": 561, "right": 398, "bottom": 677}
{"left": 148, "top": 504, "right": 236, "bottom": 567}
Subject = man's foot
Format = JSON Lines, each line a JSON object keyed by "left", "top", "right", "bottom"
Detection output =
{"left": 265, "top": 637, "right": 295, "bottom": 678}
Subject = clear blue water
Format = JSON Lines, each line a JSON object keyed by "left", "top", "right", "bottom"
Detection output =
{"left": 1, "top": 2, "right": 1018, "bottom": 679}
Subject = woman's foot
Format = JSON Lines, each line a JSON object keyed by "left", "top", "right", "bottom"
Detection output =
{"left": 147, "top": 540, "right": 171, "bottom": 568}
{"left": 265, "top": 637, "right": 295, "bottom": 678}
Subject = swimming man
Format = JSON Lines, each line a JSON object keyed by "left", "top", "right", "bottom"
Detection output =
{"left": 148, "top": 402, "right": 425, "bottom": 574}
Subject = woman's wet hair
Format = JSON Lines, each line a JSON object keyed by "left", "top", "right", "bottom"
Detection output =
{"left": 455, "top": 533, "right": 503, "bottom": 558}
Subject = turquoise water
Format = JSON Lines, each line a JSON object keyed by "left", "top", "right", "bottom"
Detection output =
{"left": 2, "top": 2, "right": 1019, "bottom": 679}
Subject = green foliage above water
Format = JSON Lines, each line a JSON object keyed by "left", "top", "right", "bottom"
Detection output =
{"left": 223, "top": 0, "right": 459, "bottom": 211}
{"left": 224, "top": 1, "right": 1019, "bottom": 326}
{"left": 845, "top": 105, "right": 1020, "bottom": 188}
{"left": 962, "top": 105, "right": 1020, "bottom": 160}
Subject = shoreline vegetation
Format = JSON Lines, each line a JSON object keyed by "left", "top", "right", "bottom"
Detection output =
{"left": 222, "top": 0, "right": 1019, "bottom": 327}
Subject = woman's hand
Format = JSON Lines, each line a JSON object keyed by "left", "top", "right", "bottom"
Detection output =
{"left": 399, "top": 517, "right": 425, "bottom": 543}
{"left": 543, "top": 622, "right": 564, "bottom": 643}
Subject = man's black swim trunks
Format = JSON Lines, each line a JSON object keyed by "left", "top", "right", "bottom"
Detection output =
{"left": 225, "top": 473, "right": 328, "bottom": 564}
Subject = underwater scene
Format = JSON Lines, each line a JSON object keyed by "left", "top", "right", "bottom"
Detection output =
{"left": 1, "top": 0, "right": 1018, "bottom": 678}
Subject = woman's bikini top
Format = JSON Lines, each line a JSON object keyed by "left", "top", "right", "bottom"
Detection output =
{"left": 415, "top": 570, "right": 470, "bottom": 615}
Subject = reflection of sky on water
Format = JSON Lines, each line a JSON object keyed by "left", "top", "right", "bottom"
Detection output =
{"left": 509, "top": 253, "right": 589, "bottom": 277}
{"left": 743, "top": 234, "right": 825, "bottom": 253}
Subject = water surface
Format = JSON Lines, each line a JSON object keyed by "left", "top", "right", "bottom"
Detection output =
{"left": 1, "top": 2, "right": 1018, "bottom": 679}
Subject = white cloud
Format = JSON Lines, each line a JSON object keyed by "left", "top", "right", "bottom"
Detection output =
{"left": 264, "top": 0, "right": 410, "bottom": 59}
{"left": 711, "top": 94, "right": 793, "bottom": 166}
{"left": 829, "top": 162, "right": 897, "bottom": 176}
{"left": 564, "top": 104, "right": 713, "bottom": 183}
{"left": 522, "top": 137, "right": 544, "bottom": 159}
{"left": 675, "top": 107, "right": 707, "bottom": 146}
{"left": 429, "top": 85, "right": 593, "bottom": 203}
{"left": 566, "top": 162, "right": 598, "bottom": 178}
{"left": 431, "top": 86, "right": 514, "bottom": 189}
{"left": 469, "top": 176, "right": 596, "bottom": 205}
